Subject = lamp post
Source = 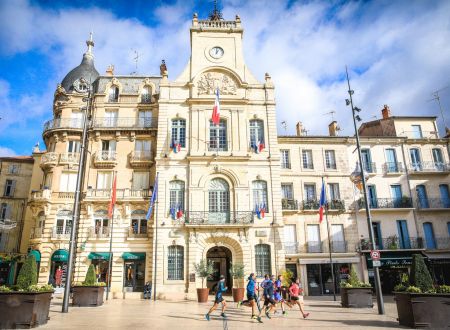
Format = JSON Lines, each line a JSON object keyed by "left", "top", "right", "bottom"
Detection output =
{"left": 345, "top": 66, "right": 385, "bottom": 315}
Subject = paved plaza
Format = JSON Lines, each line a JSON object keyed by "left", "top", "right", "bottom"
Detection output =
{"left": 41, "top": 295, "right": 404, "bottom": 329}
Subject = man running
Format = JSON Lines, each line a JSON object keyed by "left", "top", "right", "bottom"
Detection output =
{"left": 258, "top": 275, "right": 277, "bottom": 319}
{"left": 274, "top": 275, "right": 292, "bottom": 315}
{"left": 287, "top": 277, "right": 310, "bottom": 319}
{"left": 205, "top": 275, "right": 227, "bottom": 321}
{"left": 237, "top": 273, "right": 263, "bottom": 322}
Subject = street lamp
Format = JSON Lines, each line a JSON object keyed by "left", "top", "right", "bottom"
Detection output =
{"left": 345, "top": 67, "right": 385, "bottom": 315}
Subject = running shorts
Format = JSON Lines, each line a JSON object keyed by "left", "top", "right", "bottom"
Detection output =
{"left": 264, "top": 297, "right": 276, "bottom": 306}
{"left": 214, "top": 296, "right": 224, "bottom": 304}
{"left": 247, "top": 293, "right": 256, "bottom": 301}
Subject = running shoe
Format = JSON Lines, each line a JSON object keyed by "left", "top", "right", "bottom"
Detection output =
{"left": 205, "top": 314, "right": 210, "bottom": 321}
{"left": 221, "top": 312, "right": 226, "bottom": 318}
{"left": 265, "top": 311, "right": 271, "bottom": 319}
{"left": 251, "top": 315, "right": 257, "bottom": 319}
{"left": 237, "top": 301, "right": 242, "bottom": 308}
{"left": 303, "top": 313, "right": 310, "bottom": 319}
{"left": 257, "top": 317, "right": 263, "bottom": 323}
{"left": 283, "top": 310, "right": 287, "bottom": 316}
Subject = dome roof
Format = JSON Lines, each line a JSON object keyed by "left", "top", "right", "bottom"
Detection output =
{"left": 60, "top": 34, "right": 99, "bottom": 93}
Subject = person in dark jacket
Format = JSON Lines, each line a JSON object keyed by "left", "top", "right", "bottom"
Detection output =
{"left": 205, "top": 275, "right": 228, "bottom": 321}
{"left": 258, "top": 275, "right": 277, "bottom": 319}
{"left": 237, "top": 273, "right": 263, "bottom": 322}
{"left": 143, "top": 282, "right": 152, "bottom": 299}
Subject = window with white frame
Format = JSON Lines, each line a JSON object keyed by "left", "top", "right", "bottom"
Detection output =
{"left": 55, "top": 210, "right": 73, "bottom": 235}
{"left": 281, "top": 183, "right": 294, "bottom": 200}
{"left": 302, "top": 150, "right": 314, "bottom": 169}
{"left": 167, "top": 245, "right": 184, "bottom": 280}
{"left": 307, "top": 224, "right": 321, "bottom": 252}
{"left": 104, "top": 110, "right": 118, "bottom": 127}
{"left": 38, "top": 212, "right": 45, "bottom": 229}
{"left": 43, "top": 173, "right": 52, "bottom": 189}
{"left": 209, "top": 120, "right": 227, "bottom": 151}
{"left": 411, "top": 125, "right": 422, "bottom": 138}
{"left": 304, "top": 184, "right": 316, "bottom": 201}
{"left": 7, "top": 164, "right": 20, "bottom": 174}
{"left": 108, "top": 86, "right": 119, "bottom": 102}
{"left": 3, "top": 179, "right": 15, "bottom": 197}
{"left": 328, "top": 183, "right": 340, "bottom": 200}
{"left": 255, "top": 244, "right": 271, "bottom": 277}
{"left": 325, "top": 150, "right": 336, "bottom": 169}
{"left": 169, "top": 180, "right": 185, "bottom": 210}
{"left": 331, "top": 224, "right": 345, "bottom": 252}
{"left": 96, "top": 171, "right": 113, "bottom": 190}
{"left": 94, "top": 210, "right": 109, "bottom": 235}
{"left": 249, "top": 120, "right": 264, "bottom": 147}
{"left": 135, "top": 140, "right": 151, "bottom": 160}
{"left": 131, "top": 210, "right": 147, "bottom": 234}
{"left": 67, "top": 140, "right": 81, "bottom": 153}
{"left": 59, "top": 173, "right": 77, "bottom": 192}
{"left": 132, "top": 172, "right": 149, "bottom": 190}
{"left": 171, "top": 119, "right": 186, "bottom": 148}
{"left": 281, "top": 150, "right": 291, "bottom": 169}
{"left": 141, "top": 86, "right": 151, "bottom": 103}
{"left": 71, "top": 111, "right": 83, "bottom": 128}
{"left": 138, "top": 110, "right": 152, "bottom": 127}
{"left": 284, "top": 224, "right": 297, "bottom": 254}
{"left": 252, "top": 180, "right": 268, "bottom": 210}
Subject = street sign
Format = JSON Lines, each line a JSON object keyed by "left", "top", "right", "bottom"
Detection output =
{"left": 373, "top": 260, "right": 381, "bottom": 267}
{"left": 370, "top": 250, "right": 380, "bottom": 260}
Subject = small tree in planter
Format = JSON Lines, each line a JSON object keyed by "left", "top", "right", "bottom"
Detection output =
{"left": 394, "top": 254, "right": 450, "bottom": 328}
{"left": 229, "top": 263, "right": 245, "bottom": 302}
{"left": 340, "top": 266, "right": 373, "bottom": 308}
{"left": 194, "top": 259, "right": 214, "bottom": 303}
{"left": 0, "top": 255, "right": 54, "bottom": 328}
{"left": 72, "top": 264, "right": 106, "bottom": 307}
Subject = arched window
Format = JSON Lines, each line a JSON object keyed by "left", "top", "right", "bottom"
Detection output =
{"left": 255, "top": 244, "right": 271, "bottom": 277}
{"left": 423, "top": 222, "right": 436, "bottom": 249}
{"left": 56, "top": 210, "right": 72, "bottom": 235}
{"left": 131, "top": 210, "right": 147, "bottom": 235}
{"left": 169, "top": 181, "right": 185, "bottom": 217}
{"left": 167, "top": 245, "right": 184, "bottom": 280}
{"left": 209, "top": 120, "right": 227, "bottom": 151}
{"left": 252, "top": 180, "right": 268, "bottom": 211}
{"left": 94, "top": 210, "right": 109, "bottom": 236}
{"left": 249, "top": 120, "right": 264, "bottom": 148}
{"left": 141, "top": 86, "right": 151, "bottom": 103}
{"left": 171, "top": 119, "right": 186, "bottom": 148}
{"left": 108, "top": 86, "right": 119, "bottom": 102}
{"left": 208, "top": 178, "right": 230, "bottom": 223}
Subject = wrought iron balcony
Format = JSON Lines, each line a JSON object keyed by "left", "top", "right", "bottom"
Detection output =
{"left": 88, "top": 226, "right": 111, "bottom": 239}
{"left": 362, "top": 162, "right": 377, "bottom": 174}
{"left": 51, "top": 226, "right": 72, "bottom": 240}
{"left": 56, "top": 192, "right": 75, "bottom": 199}
{"left": 43, "top": 118, "right": 83, "bottom": 133}
{"left": 85, "top": 188, "right": 151, "bottom": 199}
{"left": 434, "top": 237, "right": 450, "bottom": 250}
{"left": 129, "top": 150, "right": 153, "bottom": 167}
{"left": 206, "top": 140, "right": 229, "bottom": 152}
{"left": 284, "top": 242, "right": 301, "bottom": 254}
{"left": 331, "top": 241, "right": 347, "bottom": 253}
{"left": 59, "top": 152, "right": 80, "bottom": 165}
{"left": 184, "top": 211, "right": 254, "bottom": 226}
{"left": 302, "top": 200, "right": 319, "bottom": 210}
{"left": 359, "top": 237, "right": 424, "bottom": 251}
{"left": 128, "top": 226, "right": 148, "bottom": 239}
{"left": 93, "top": 151, "right": 117, "bottom": 167}
{"left": 417, "top": 198, "right": 450, "bottom": 210}
{"left": 92, "top": 117, "right": 157, "bottom": 129}
{"left": 408, "top": 161, "right": 450, "bottom": 173}
{"left": 282, "top": 199, "right": 298, "bottom": 210}
{"left": 328, "top": 200, "right": 346, "bottom": 211}
{"left": 382, "top": 162, "right": 404, "bottom": 174}
{"left": 40, "top": 152, "right": 58, "bottom": 169}
{"left": 358, "top": 197, "right": 413, "bottom": 209}
{"left": 307, "top": 241, "right": 323, "bottom": 253}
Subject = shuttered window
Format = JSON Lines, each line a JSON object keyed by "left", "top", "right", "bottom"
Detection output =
{"left": 255, "top": 244, "right": 271, "bottom": 277}
{"left": 167, "top": 245, "right": 184, "bottom": 280}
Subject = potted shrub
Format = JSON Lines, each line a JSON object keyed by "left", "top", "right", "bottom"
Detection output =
{"left": 72, "top": 264, "right": 106, "bottom": 307}
{"left": 0, "top": 255, "right": 54, "bottom": 328}
{"left": 394, "top": 254, "right": 450, "bottom": 328}
{"left": 280, "top": 268, "right": 294, "bottom": 299}
{"left": 194, "top": 259, "right": 214, "bottom": 303}
{"left": 229, "top": 263, "right": 245, "bottom": 302}
{"left": 340, "top": 266, "right": 373, "bottom": 308}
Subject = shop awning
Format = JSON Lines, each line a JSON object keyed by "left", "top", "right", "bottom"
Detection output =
{"left": 122, "top": 252, "right": 145, "bottom": 260}
{"left": 299, "top": 257, "right": 360, "bottom": 265}
{"left": 422, "top": 252, "right": 450, "bottom": 264}
{"left": 88, "top": 252, "right": 111, "bottom": 260}
{"left": 51, "top": 249, "right": 69, "bottom": 262}
{"left": 28, "top": 250, "right": 41, "bottom": 262}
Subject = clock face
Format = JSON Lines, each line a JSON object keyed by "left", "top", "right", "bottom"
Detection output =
{"left": 209, "top": 46, "right": 224, "bottom": 59}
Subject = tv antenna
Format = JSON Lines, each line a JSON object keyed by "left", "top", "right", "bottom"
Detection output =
{"left": 427, "top": 85, "right": 449, "bottom": 129}
{"left": 323, "top": 110, "right": 336, "bottom": 122}
{"left": 280, "top": 121, "right": 288, "bottom": 133}
{"left": 131, "top": 49, "right": 141, "bottom": 75}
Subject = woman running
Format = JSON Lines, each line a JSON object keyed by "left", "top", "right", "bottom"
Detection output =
{"left": 238, "top": 273, "right": 263, "bottom": 322}
{"left": 287, "top": 277, "right": 309, "bottom": 319}
{"left": 205, "top": 275, "right": 228, "bottom": 321}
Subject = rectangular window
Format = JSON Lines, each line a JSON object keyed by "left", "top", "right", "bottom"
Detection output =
{"left": 167, "top": 246, "right": 184, "bottom": 280}
{"left": 307, "top": 225, "right": 321, "bottom": 252}
{"left": 281, "top": 183, "right": 294, "bottom": 200}
{"left": 138, "top": 110, "right": 153, "bottom": 128}
{"left": 302, "top": 150, "right": 314, "bottom": 169}
{"left": 252, "top": 180, "right": 268, "bottom": 210}
{"left": 209, "top": 120, "right": 227, "bottom": 151}
{"left": 169, "top": 181, "right": 185, "bottom": 211}
{"left": 255, "top": 244, "right": 271, "bottom": 277}
{"left": 304, "top": 184, "right": 316, "bottom": 201}
{"left": 411, "top": 125, "right": 423, "bottom": 138}
{"left": 284, "top": 224, "right": 297, "bottom": 254}
{"left": 385, "top": 148, "right": 398, "bottom": 172}
{"left": 7, "top": 164, "right": 20, "bottom": 175}
{"left": 331, "top": 224, "right": 345, "bottom": 252}
{"left": 324, "top": 150, "right": 336, "bottom": 169}
{"left": 410, "top": 148, "right": 421, "bottom": 171}
{"left": 67, "top": 140, "right": 81, "bottom": 153}
{"left": 397, "top": 220, "right": 411, "bottom": 249}
{"left": 328, "top": 183, "right": 340, "bottom": 200}
{"left": 132, "top": 172, "right": 149, "bottom": 190}
{"left": 96, "top": 172, "right": 113, "bottom": 190}
{"left": 281, "top": 150, "right": 290, "bottom": 169}
{"left": 361, "top": 149, "right": 373, "bottom": 172}
{"left": 104, "top": 110, "right": 118, "bottom": 127}
{"left": 101, "top": 140, "right": 116, "bottom": 152}
{"left": 249, "top": 120, "right": 264, "bottom": 147}
{"left": 135, "top": 140, "right": 151, "bottom": 159}
{"left": 59, "top": 173, "right": 77, "bottom": 192}
{"left": 171, "top": 119, "right": 186, "bottom": 148}
{"left": 432, "top": 148, "right": 444, "bottom": 170}
{"left": 0, "top": 203, "right": 11, "bottom": 220}
{"left": 4, "top": 179, "right": 16, "bottom": 197}
{"left": 439, "top": 184, "right": 450, "bottom": 208}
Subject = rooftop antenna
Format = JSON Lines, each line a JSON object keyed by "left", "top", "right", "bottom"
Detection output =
{"left": 427, "top": 85, "right": 449, "bottom": 130}
{"left": 131, "top": 49, "right": 141, "bottom": 75}
{"left": 323, "top": 110, "right": 336, "bottom": 122}
{"left": 280, "top": 121, "right": 288, "bottom": 133}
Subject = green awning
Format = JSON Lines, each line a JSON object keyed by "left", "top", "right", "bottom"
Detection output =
{"left": 28, "top": 250, "right": 41, "bottom": 262}
{"left": 51, "top": 249, "right": 69, "bottom": 262}
{"left": 365, "top": 251, "right": 414, "bottom": 268}
{"left": 122, "top": 252, "right": 145, "bottom": 260}
{"left": 88, "top": 252, "right": 111, "bottom": 260}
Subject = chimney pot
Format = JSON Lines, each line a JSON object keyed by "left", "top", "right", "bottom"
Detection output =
{"left": 329, "top": 121, "right": 338, "bottom": 136}
{"left": 106, "top": 65, "right": 114, "bottom": 76}
{"left": 382, "top": 104, "right": 391, "bottom": 119}
{"left": 296, "top": 122, "right": 303, "bottom": 136}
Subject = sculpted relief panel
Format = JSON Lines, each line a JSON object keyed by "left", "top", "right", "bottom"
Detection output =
{"left": 197, "top": 72, "right": 237, "bottom": 95}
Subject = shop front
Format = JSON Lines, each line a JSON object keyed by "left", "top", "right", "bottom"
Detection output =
{"left": 51, "top": 249, "right": 68, "bottom": 287}
{"left": 423, "top": 252, "right": 450, "bottom": 285}
{"left": 88, "top": 252, "right": 111, "bottom": 284}
{"left": 122, "top": 252, "right": 145, "bottom": 292}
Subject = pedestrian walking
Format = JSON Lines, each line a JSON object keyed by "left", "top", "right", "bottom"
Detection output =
{"left": 205, "top": 275, "right": 228, "bottom": 321}
{"left": 237, "top": 273, "right": 263, "bottom": 322}
{"left": 287, "top": 277, "right": 310, "bottom": 319}
{"left": 258, "top": 275, "right": 276, "bottom": 319}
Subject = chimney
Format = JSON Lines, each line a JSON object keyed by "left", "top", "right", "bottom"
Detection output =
{"left": 381, "top": 104, "right": 391, "bottom": 119}
{"left": 329, "top": 121, "right": 338, "bottom": 136}
{"left": 296, "top": 122, "right": 304, "bottom": 136}
{"left": 105, "top": 65, "right": 114, "bottom": 76}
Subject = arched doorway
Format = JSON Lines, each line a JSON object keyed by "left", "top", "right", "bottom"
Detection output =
{"left": 206, "top": 246, "right": 232, "bottom": 292}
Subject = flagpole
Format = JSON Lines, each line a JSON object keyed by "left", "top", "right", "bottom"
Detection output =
{"left": 323, "top": 177, "right": 337, "bottom": 301}
{"left": 152, "top": 172, "right": 159, "bottom": 301}
{"left": 106, "top": 171, "right": 116, "bottom": 301}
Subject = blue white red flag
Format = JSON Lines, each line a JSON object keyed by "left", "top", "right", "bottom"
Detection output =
{"left": 212, "top": 88, "right": 220, "bottom": 125}
{"left": 146, "top": 173, "right": 158, "bottom": 220}
{"left": 319, "top": 178, "right": 326, "bottom": 223}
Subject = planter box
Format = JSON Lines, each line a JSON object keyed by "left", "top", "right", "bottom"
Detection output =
{"left": 395, "top": 292, "right": 450, "bottom": 328}
{"left": 0, "top": 291, "right": 53, "bottom": 328}
{"left": 340, "top": 287, "right": 373, "bottom": 308}
{"left": 232, "top": 288, "right": 244, "bottom": 302}
{"left": 196, "top": 288, "right": 209, "bottom": 303}
{"left": 72, "top": 286, "right": 105, "bottom": 307}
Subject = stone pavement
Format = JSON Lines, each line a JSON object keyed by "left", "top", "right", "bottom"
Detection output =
{"left": 41, "top": 296, "right": 404, "bottom": 329}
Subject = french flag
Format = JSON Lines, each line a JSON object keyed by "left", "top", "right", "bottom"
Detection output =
{"left": 171, "top": 140, "right": 181, "bottom": 153}
{"left": 319, "top": 179, "right": 326, "bottom": 223}
{"left": 212, "top": 88, "right": 220, "bottom": 125}
{"left": 258, "top": 140, "right": 265, "bottom": 152}
{"left": 176, "top": 204, "right": 184, "bottom": 219}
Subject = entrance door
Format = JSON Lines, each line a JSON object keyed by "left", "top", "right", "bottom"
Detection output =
{"left": 123, "top": 260, "right": 145, "bottom": 292}
{"left": 206, "top": 246, "right": 232, "bottom": 292}
{"left": 416, "top": 185, "right": 429, "bottom": 208}
{"left": 410, "top": 148, "right": 421, "bottom": 171}
{"left": 208, "top": 179, "right": 230, "bottom": 224}
{"left": 423, "top": 222, "right": 436, "bottom": 249}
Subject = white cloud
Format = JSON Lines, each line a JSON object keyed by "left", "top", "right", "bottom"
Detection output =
{"left": 0, "top": 146, "right": 18, "bottom": 157}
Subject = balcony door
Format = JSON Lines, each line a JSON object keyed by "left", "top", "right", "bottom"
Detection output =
{"left": 138, "top": 110, "right": 152, "bottom": 127}
{"left": 104, "top": 110, "right": 118, "bottom": 127}
{"left": 432, "top": 148, "right": 444, "bottom": 170}
{"left": 331, "top": 224, "right": 345, "bottom": 252}
{"left": 307, "top": 224, "right": 321, "bottom": 252}
{"left": 361, "top": 149, "right": 372, "bottom": 172}
{"left": 396, "top": 220, "right": 411, "bottom": 249}
{"left": 372, "top": 222, "right": 383, "bottom": 249}
{"left": 390, "top": 185, "right": 402, "bottom": 207}
{"left": 416, "top": 185, "right": 429, "bottom": 208}
{"left": 410, "top": 148, "right": 421, "bottom": 170}
{"left": 439, "top": 184, "right": 450, "bottom": 208}
{"left": 208, "top": 178, "right": 230, "bottom": 224}
{"left": 367, "top": 185, "right": 378, "bottom": 208}
{"left": 385, "top": 149, "right": 398, "bottom": 172}
{"left": 423, "top": 222, "right": 436, "bottom": 249}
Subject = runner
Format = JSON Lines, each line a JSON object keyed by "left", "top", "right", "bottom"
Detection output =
{"left": 258, "top": 275, "right": 276, "bottom": 319}
{"left": 205, "top": 275, "right": 228, "bottom": 321}
{"left": 287, "top": 277, "right": 310, "bottom": 319}
{"left": 274, "top": 275, "right": 292, "bottom": 315}
{"left": 237, "top": 273, "right": 263, "bottom": 322}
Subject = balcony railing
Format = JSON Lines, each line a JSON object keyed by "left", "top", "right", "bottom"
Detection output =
{"left": 93, "top": 151, "right": 117, "bottom": 167}
{"left": 51, "top": 226, "right": 72, "bottom": 239}
{"left": 331, "top": 241, "right": 347, "bottom": 253}
{"left": 129, "top": 151, "right": 153, "bottom": 167}
{"left": 92, "top": 117, "right": 157, "bottom": 129}
{"left": 417, "top": 198, "right": 450, "bottom": 209}
{"left": 434, "top": 237, "right": 450, "bottom": 250}
{"left": 197, "top": 19, "right": 239, "bottom": 29}
{"left": 128, "top": 227, "right": 148, "bottom": 238}
{"left": 43, "top": 118, "right": 83, "bottom": 133}
{"left": 284, "top": 242, "right": 300, "bottom": 254}
{"left": 282, "top": 199, "right": 298, "bottom": 210}
{"left": 206, "top": 141, "right": 229, "bottom": 152}
{"left": 56, "top": 192, "right": 75, "bottom": 199}
{"left": 85, "top": 189, "right": 151, "bottom": 199}
{"left": 88, "top": 226, "right": 110, "bottom": 239}
{"left": 382, "top": 162, "right": 404, "bottom": 174}
{"left": 184, "top": 211, "right": 254, "bottom": 226}
{"left": 362, "top": 162, "right": 377, "bottom": 174}
{"left": 408, "top": 161, "right": 450, "bottom": 173}
{"left": 30, "top": 227, "right": 44, "bottom": 239}
{"left": 40, "top": 152, "right": 58, "bottom": 168}
{"left": 328, "top": 200, "right": 346, "bottom": 211}
{"left": 59, "top": 152, "right": 80, "bottom": 164}
{"left": 30, "top": 189, "right": 52, "bottom": 201}
{"left": 358, "top": 197, "right": 413, "bottom": 209}
{"left": 359, "top": 237, "right": 424, "bottom": 250}
{"left": 302, "top": 200, "right": 319, "bottom": 210}
{"left": 307, "top": 241, "right": 323, "bottom": 253}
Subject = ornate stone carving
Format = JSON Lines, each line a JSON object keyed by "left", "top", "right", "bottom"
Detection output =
{"left": 197, "top": 72, "right": 237, "bottom": 95}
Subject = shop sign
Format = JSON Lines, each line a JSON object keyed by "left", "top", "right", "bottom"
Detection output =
{"left": 373, "top": 260, "right": 381, "bottom": 267}
{"left": 255, "top": 230, "right": 267, "bottom": 237}
{"left": 383, "top": 259, "right": 411, "bottom": 266}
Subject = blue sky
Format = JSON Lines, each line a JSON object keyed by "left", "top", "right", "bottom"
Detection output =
{"left": 0, "top": 0, "right": 449, "bottom": 156}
